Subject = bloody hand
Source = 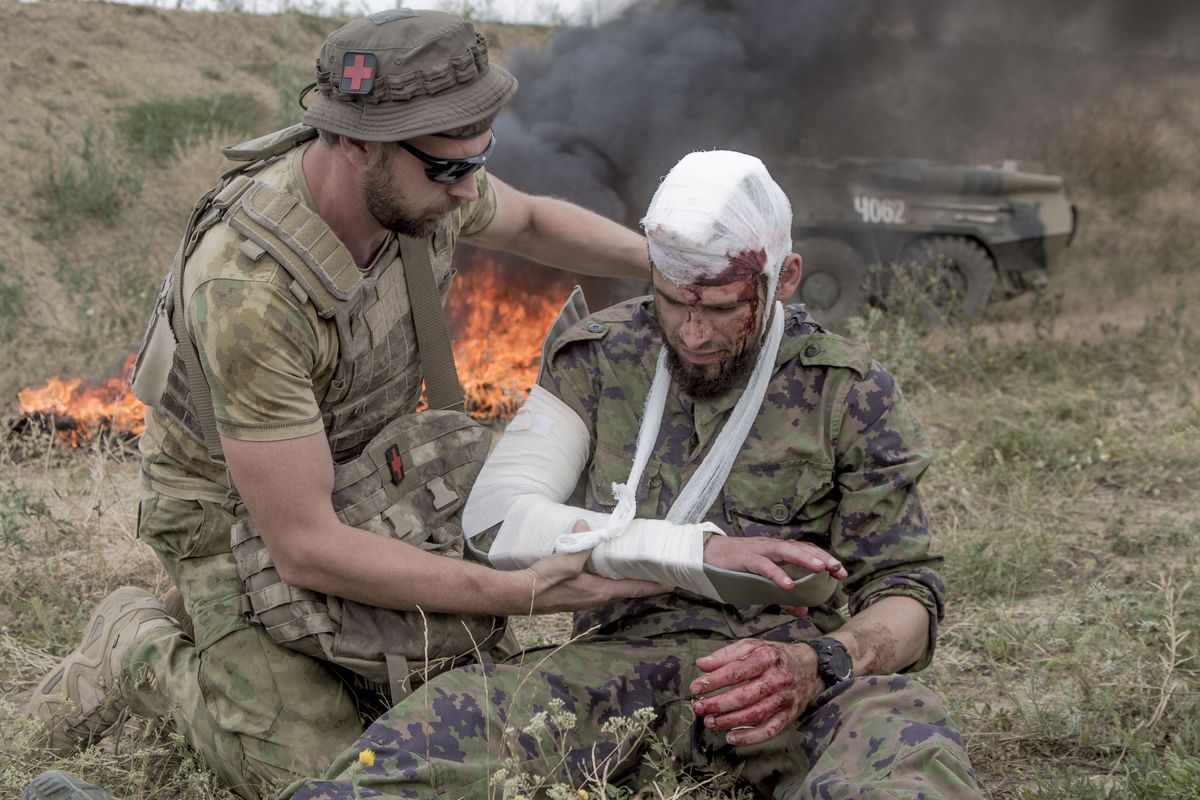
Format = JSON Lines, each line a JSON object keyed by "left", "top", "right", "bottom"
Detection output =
{"left": 689, "top": 638, "right": 825, "bottom": 745}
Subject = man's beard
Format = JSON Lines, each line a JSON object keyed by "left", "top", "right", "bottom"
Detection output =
{"left": 663, "top": 335, "right": 761, "bottom": 399}
{"left": 363, "top": 151, "right": 454, "bottom": 239}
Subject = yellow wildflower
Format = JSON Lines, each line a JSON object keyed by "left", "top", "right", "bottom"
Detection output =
{"left": 576, "top": 791, "right": 589, "bottom": 800}
{"left": 359, "top": 748, "right": 376, "bottom": 768}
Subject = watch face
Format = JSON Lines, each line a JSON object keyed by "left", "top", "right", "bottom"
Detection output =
{"left": 808, "top": 638, "right": 854, "bottom": 686}
{"left": 828, "top": 647, "right": 853, "bottom": 682}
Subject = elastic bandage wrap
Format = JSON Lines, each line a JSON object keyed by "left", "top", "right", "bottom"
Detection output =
{"left": 461, "top": 385, "right": 724, "bottom": 600}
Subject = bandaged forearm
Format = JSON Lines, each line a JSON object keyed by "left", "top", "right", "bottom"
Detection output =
{"left": 462, "top": 385, "right": 724, "bottom": 600}
{"left": 490, "top": 494, "right": 724, "bottom": 599}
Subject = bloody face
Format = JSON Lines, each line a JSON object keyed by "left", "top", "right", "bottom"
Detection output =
{"left": 651, "top": 265, "right": 767, "bottom": 399}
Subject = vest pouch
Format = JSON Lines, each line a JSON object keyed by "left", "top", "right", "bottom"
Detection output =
{"left": 231, "top": 409, "right": 509, "bottom": 693}
{"left": 130, "top": 285, "right": 176, "bottom": 408}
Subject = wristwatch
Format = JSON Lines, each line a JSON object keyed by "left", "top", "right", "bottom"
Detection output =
{"left": 803, "top": 637, "right": 853, "bottom": 688}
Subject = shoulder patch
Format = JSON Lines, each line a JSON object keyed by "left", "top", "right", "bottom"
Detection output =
{"left": 797, "top": 332, "right": 873, "bottom": 379}
{"left": 545, "top": 296, "right": 647, "bottom": 366}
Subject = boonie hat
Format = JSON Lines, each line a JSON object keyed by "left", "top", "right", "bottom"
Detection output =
{"left": 302, "top": 9, "right": 517, "bottom": 142}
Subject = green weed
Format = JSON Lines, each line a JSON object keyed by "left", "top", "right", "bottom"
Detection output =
{"left": 118, "top": 92, "right": 265, "bottom": 163}
{"left": 0, "top": 260, "right": 25, "bottom": 319}
{"left": 51, "top": 240, "right": 159, "bottom": 357}
{"left": 488, "top": 701, "right": 750, "bottom": 799}
{"left": 31, "top": 124, "right": 142, "bottom": 230}
{"left": 272, "top": 62, "right": 310, "bottom": 128}
{"left": 289, "top": 9, "right": 341, "bottom": 39}
{"left": 0, "top": 485, "right": 67, "bottom": 554}
{"left": 0, "top": 702, "right": 237, "bottom": 800}
{"left": 844, "top": 305, "right": 923, "bottom": 392}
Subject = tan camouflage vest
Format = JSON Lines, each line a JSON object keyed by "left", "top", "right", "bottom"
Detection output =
{"left": 130, "top": 125, "right": 508, "bottom": 698}
{"left": 136, "top": 124, "right": 434, "bottom": 462}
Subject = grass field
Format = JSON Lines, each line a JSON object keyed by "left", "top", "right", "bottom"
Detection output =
{"left": 1, "top": 2, "right": 1198, "bottom": 798}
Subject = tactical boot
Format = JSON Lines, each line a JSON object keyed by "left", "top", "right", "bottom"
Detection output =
{"left": 26, "top": 587, "right": 176, "bottom": 754}
{"left": 161, "top": 585, "right": 195, "bottom": 642}
{"left": 22, "top": 770, "right": 119, "bottom": 800}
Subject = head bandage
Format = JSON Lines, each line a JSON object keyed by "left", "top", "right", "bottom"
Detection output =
{"left": 642, "top": 150, "right": 793, "bottom": 311}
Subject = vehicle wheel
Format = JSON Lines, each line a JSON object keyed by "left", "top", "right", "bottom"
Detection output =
{"left": 898, "top": 236, "right": 996, "bottom": 321}
{"left": 791, "top": 237, "right": 869, "bottom": 326}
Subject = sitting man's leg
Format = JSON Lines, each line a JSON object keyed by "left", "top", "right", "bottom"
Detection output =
{"left": 721, "top": 673, "right": 982, "bottom": 799}
{"left": 281, "top": 635, "right": 980, "bottom": 800}
{"left": 281, "top": 634, "right": 709, "bottom": 799}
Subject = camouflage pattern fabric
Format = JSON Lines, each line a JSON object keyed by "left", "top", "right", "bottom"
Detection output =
{"left": 283, "top": 625, "right": 979, "bottom": 799}
{"left": 123, "top": 144, "right": 500, "bottom": 798}
{"left": 124, "top": 485, "right": 369, "bottom": 800}
{"left": 142, "top": 144, "right": 500, "bottom": 498}
{"left": 277, "top": 300, "right": 978, "bottom": 799}
{"left": 546, "top": 299, "right": 944, "bottom": 666}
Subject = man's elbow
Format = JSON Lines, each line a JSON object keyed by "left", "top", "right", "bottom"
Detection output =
{"left": 261, "top": 523, "right": 331, "bottom": 591}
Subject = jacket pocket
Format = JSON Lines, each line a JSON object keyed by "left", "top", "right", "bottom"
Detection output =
{"left": 721, "top": 458, "right": 835, "bottom": 538}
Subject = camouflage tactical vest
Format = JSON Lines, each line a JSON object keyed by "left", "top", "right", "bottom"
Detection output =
{"left": 136, "top": 125, "right": 445, "bottom": 463}
{"left": 130, "top": 124, "right": 507, "bottom": 697}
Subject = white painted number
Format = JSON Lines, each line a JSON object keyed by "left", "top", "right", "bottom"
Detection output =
{"left": 853, "top": 196, "right": 907, "bottom": 225}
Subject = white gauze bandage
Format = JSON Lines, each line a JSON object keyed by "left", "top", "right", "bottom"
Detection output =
{"left": 642, "top": 150, "right": 793, "bottom": 310}
{"left": 461, "top": 385, "right": 725, "bottom": 599}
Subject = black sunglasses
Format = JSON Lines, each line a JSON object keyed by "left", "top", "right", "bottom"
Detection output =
{"left": 396, "top": 134, "right": 497, "bottom": 184}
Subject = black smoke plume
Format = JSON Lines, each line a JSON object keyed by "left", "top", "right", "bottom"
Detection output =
{"left": 487, "top": 0, "right": 1200, "bottom": 225}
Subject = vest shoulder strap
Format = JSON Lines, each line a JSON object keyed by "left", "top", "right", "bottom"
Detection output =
{"left": 225, "top": 181, "right": 362, "bottom": 319}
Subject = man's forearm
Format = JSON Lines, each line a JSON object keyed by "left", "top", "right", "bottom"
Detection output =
{"left": 827, "top": 595, "right": 931, "bottom": 675}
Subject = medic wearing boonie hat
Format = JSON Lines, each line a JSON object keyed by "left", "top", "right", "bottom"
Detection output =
{"left": 23, "top": 7, "right": 656, "bottom": 797}
{"left": 301, "top": 9, "right": 518, "bottom": 142}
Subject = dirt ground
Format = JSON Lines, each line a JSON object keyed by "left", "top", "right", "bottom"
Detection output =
{"left": 0, "top": 0, "right": 549, "bottom": 381}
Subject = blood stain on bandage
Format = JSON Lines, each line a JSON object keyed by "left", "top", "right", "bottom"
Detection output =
{"left": 691, "top": 247, "right": 767, "bottom": 286}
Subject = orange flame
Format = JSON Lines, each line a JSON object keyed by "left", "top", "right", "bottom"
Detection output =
{"left": 14, "top": 255, "right": 568, "bottom": 446}
{"left": 16, "top": 352, "right": 146, "bottom": 446}
{"left": 447, "top": 253, "right": 570, "bottom": 418}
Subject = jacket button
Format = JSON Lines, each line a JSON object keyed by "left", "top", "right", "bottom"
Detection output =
{"left": 771, "top": 503, "right": 790, "bottom": 521}
{"left": 587, "top": 322, "right": 605, "bottom": 333}
{"left": 648, "top": 475, "right": 662, "bottom": 488}
{"left": 804, "top": 344, "right": 822, "bottom": 358}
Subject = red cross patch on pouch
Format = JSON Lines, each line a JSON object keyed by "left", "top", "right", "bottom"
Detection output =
{"left": 385, "top": 444, "right": 404, "bottom": 485}
{"left": 341, "top": 52, "right": 376, "bottom": 94}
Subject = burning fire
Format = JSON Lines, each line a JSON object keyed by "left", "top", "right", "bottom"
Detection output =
{"left": 14, "top": 253, "right": 570, "bottom": 445}
{"left": 447, "top": 252, "right": 570, "bottom": 418}
{"left": 16, "top": 352, "right": 146, "bottom": 446}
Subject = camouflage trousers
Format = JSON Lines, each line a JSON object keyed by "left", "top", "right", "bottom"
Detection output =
{"left": 121, "top": 488, "right": 375, "bottom": 800}
{"left": 282, "top": 633, "right": 981, "bottom": 799}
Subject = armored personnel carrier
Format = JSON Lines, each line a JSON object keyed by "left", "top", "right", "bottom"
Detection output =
{"left": 773, "top": 157, "right": 1077, "bottom": 325}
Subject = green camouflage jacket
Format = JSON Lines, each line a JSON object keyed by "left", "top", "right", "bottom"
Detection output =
{"left": 541, "top": 298, "right": 945, "bottom": 670}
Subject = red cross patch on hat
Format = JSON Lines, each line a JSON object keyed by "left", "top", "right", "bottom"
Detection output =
{"left": 340, "top": 52, "right": 377, "bottom": 95}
